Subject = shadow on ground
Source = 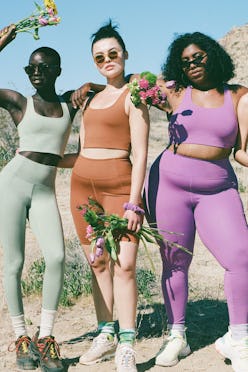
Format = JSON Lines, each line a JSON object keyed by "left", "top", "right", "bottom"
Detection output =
{"left": 60, "top": 299, "right": 229, "bottom": 370}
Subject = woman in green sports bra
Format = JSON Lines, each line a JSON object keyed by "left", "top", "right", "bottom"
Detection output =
{"left": 0, "top": 24, "right": 78, "bottom": 372}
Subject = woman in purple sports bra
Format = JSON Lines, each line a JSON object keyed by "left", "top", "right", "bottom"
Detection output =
{"left": 143, "top": 32, "right": 248, "bottom": 371}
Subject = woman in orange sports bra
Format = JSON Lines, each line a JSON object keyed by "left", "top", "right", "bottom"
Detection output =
{"left": 63, "top": 20, "right": 149, "bottom": 371}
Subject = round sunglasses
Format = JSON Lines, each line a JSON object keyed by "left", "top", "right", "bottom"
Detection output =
{"left": 93, "top": 50, "right": 120, "bottom": 65}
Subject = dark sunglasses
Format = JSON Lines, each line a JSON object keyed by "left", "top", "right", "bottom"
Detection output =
{"left": 181, "top": 54, "right": 207, "bottom": 70}
{"left": 94, "top": 50, "right": 120, "bottom": 65}
{"left": 24, "top": 63, "right": 59, "bottom": 75}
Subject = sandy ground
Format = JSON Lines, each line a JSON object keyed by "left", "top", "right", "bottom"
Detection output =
{"left": 1, "top": 123, "right": 247, "bottom": 371}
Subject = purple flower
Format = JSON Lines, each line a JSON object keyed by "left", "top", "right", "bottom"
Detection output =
{"left": 95, "top": 247, "right": 104, "bottom": 257}
{"left": 96, "top": 237, "right": 105, "bottom": 248}
{"left": 165, "top": 80, "right": 176, "bottom": 89}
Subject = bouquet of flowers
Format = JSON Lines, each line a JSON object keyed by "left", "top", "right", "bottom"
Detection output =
{"left": 78, "top": 197, "right": 191, "bottom": 270}
{"left": 14, "top": 0, "right": 60, "bottom": 40}
{"left": 128, "top": 71, "right": 167, "bottom": 107}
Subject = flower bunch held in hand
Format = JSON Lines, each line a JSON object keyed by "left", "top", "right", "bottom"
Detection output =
{"left": 14, "top": 0, "right": 60, "bottom": 40}
{"left": 128, "top": 71, "right": 167, "bottom": 107}
{"left": 77, "top": 197, "right": 191, "bottom": 270}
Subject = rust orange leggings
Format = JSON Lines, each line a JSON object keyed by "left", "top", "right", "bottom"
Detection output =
{"left": 70, "top": 156, "right": 139, "bottom": 245}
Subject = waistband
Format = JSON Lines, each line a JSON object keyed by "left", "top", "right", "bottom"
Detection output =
{"left": 0, "top": 154, "right": 57, "bottom": 187}
{"left": 159, "top": 150, "right": 235, "bottom": 179}
{"left": 72, "top": 155, "right": 132, "bottom": 179}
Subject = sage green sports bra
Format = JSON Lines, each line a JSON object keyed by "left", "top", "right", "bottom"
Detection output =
{"left": 18, "top": 96, "right": 72, "bottom": 156}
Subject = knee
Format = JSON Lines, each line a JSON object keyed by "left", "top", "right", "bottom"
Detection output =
{"left": 90, "top": 257, "right": 110, "bottom": 275}
{"left": 114, "top": 262, "right": 136, "bottom": 281}
{"left": 45, "top": 251, "right": 65, "bottom": 271}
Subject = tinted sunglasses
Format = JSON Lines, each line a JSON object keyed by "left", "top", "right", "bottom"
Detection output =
{"left": 94, "top": 50, "right": 120, "bottom": 65}
{"left": 181, "top": 54, "right": 207, "bottom": 70}
{"left": 24, "top": 63, "right": 59, "bottom": 75}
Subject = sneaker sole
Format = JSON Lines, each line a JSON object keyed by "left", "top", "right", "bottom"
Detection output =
{"left": 215, "top": 339, "right": 230, "bottom": 360}
{"left": 79, "top": 350, "right": 116, "bottom": 365}
{"left": 155, "top": 345, "right": 191, "bottom": 367}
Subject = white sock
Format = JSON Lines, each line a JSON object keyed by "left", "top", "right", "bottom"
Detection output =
{"left": 168, "top": 324, "right": 186, "bottom": 337}
{"left": 230, "top": 324, "right": 248, "bottom": 341}
{"left": 11, "top": 314, "right": 27, "bottom": 339}
{"left": 39, "top": 308, "right": 57, "bottom": 338}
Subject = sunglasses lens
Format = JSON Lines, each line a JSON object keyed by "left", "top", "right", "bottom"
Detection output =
{"left": 108, "top": 50, "right": 118, "bottom": 60}
{"left": 23, "top": 63, "right": 55, "bottom": 75}
{"left": 94, "top": 55, "right": 105, "bottom": 64}
{"left": 182, "top": 54, "right": 206, "bottom": 69}
{"left": 94, "top": 50, "right": 119, "bottom": 64}
{"left": 24, "top": 65, "right": 34, "bottom": 75}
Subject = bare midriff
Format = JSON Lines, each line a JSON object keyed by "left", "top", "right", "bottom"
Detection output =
{"left": 80, "top": 148, "right": 129, "bottom": 159}
{"left": 19, "top": 151, "right": 61, "bottom": 166}
{"left": 168, "top": 143, "right": 232, "bottom": 160}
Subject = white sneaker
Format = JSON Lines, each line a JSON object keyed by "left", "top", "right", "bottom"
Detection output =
{"left": 79, "top": 333, "right": 116, "bottom": 365}
{"left": 115, "top": 343, "right": 137, "bottom": 372}
{"left": 155, "top": 331, "right": 191, "bottom": 366}
{"left": 215, "top": 330, "right": 248, "bottom": 372}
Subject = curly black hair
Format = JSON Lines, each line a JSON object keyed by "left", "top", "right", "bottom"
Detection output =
{"left": 162, "top": 32, "right": 235, "bottom": 91}
{"left": 91, "top": 19, "right": 127, "bottom": 52}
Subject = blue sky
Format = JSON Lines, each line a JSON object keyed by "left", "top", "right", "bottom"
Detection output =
{"left": 1, "top": 0, "right": 247, "bottom": 95}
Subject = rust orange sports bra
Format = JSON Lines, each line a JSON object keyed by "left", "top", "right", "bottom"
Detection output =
{"left": 83, "top": 88, "right": 131, "bottom": 151}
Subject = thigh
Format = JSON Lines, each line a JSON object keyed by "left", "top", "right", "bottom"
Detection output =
{"left": 0, "top": 175, "right": 30, "bottom": 265}
{"left": 195, "top": 188, "right": 248, "bottom": 269}
{"left": 29, "top": 184, "right": 65, "bottom": 261}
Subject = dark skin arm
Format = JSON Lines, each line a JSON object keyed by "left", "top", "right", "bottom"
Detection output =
{"left": 0, "top": 25, "right": 27, "bottom": 125}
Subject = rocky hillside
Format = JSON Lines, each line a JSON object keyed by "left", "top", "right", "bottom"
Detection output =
{"left": 219, "top": 23, "right": 248, "bottom": 86}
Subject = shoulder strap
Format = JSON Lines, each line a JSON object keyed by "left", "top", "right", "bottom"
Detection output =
{"left": 83, "top": 91, "right": 96, "bottom": 113}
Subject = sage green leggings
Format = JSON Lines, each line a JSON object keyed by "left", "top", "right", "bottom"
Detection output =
{"left": 0, "top": 155, "right": 65, "bottom": 316}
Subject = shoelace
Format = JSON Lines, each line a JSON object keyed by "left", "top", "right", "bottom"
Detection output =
{"left": 8, "top": 336, "right": 30, "bottom": 354}
{"left": 37, "top": 337, "right": 61, "bottom": 360}
{"left": 92, "top": 334, "right": 113, "bottom": 348}
{"left": 119, "top": 346, "right": 136, "bottom": 367}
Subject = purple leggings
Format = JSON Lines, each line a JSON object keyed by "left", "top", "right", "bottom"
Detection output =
{"left": 143, "top": 150, "right": 248, "bottom": 325}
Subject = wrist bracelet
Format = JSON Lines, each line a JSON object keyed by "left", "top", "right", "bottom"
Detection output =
{"left": 123, "top": 202, "right": 145, "bottom": 215}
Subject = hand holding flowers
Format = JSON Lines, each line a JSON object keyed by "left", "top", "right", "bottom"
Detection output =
{"left": 0, "top": 0, "right": 60, "bottom": 41}
{"left": 128, "top": 71, "right": 167, "bottom": 107}
{"left": 78, "top": 197, "right": 192, "bottom": 270}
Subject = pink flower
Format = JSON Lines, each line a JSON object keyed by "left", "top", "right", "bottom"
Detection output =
{"left": 80, "top": 208, "right": 87, "bottom": 216}
{"left": 47, "top": 8, "right": 55, "bottom": 15}
{"left": 48, "top": 16, "right": 60, "bottom": 25}
{"left": 38, "top": 17, "right": 49, "bottom": 25}
{"left": 86, "top": 225, "right": 94, "bottom": 239}
{"left": 139, "top": 91, "right": 147, "bottom": 99}
{"left": 139, "top": 78, "right": 149, "bottom": 90}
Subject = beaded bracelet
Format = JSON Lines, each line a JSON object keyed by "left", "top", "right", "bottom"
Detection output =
{"left": 123, "top": 202, "right": 145, "bottom": 215}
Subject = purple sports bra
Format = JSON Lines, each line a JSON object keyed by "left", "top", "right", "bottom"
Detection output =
{"left": 168, "top": 85, "right": 238, "bottom": 149}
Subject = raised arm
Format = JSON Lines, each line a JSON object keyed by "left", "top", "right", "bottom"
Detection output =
{"left": 0, "top": 24, "right": 16, "bottom": 52}
{"left": 234, "top": 92, "right": 248, "bottom": 166}
{"left": 0, "top": 24, "right": 26, "bottom": 125}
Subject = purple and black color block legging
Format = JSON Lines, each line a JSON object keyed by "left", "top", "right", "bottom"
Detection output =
{"left": 143, "top": 149, "right": 248, "bottom": 325}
